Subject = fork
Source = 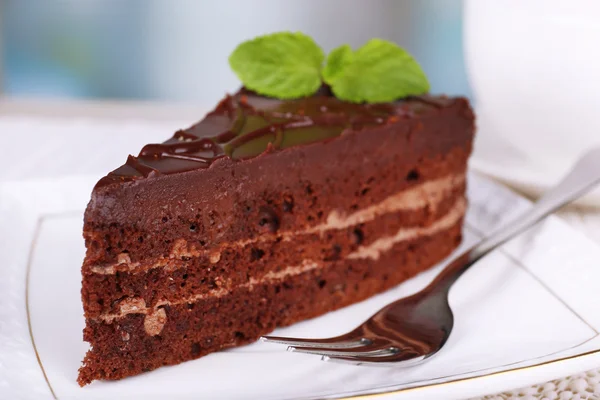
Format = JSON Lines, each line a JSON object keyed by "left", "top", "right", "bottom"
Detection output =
{"left": 261, "top": 148, "right": 600, "bottom": 365}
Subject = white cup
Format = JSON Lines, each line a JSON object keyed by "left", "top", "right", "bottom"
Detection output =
{"left": 464, "top": 0, "right": 600, "bottom": 172}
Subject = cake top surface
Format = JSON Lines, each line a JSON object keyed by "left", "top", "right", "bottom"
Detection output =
{"left": 96, "top": 88, "right": 456, "bottom": 188}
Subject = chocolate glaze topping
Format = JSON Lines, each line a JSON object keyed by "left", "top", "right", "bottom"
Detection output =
{"left": 96, "top": 88, "right": 454, "bottom": 188}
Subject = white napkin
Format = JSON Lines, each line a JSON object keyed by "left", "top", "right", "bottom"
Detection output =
{"left": 0, "top": 116, "right": 189, "bottom": 182}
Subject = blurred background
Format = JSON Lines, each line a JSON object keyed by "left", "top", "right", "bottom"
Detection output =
{"left": 0, "top": 0, "right": 470, "bottom": 104}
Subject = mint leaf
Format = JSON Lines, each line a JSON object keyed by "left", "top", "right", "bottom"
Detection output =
{"left": 322, "top": 44, "right": 353, "bottom": 84}
{"left": 229, "top": 32, "right": 324, "bottom": 99}
{"left": 324, "top": 39, "right": 430, "bottom": 103}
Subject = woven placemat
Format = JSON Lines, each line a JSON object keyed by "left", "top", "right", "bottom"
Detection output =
{"left": 472, "top": 355, "right": 600, "bottom": 398}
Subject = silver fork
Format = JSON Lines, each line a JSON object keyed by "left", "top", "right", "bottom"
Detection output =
{"left": 261, "top": 148, "right": 600, "bottom": 365}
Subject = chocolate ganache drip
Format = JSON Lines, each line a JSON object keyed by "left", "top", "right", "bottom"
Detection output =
{"left": 96, "top": 88, "right": 445, "bottom": 188}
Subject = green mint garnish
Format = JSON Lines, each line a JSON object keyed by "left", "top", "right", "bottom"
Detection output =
{"left": 323, "top": 39, "right": 430, "bottom": 103}
{"left": 228, "top": 32, "right": 324, "bottom": 99}
{"left": 229, "top": 33, "right": 430, "bottom": 103}
{"left": 321, "top": 44, "right": 353, "bottom": 84}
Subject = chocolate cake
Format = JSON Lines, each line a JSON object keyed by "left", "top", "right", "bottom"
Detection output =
{"left": 78, "top": 87, "right": 475, "bottom": 385}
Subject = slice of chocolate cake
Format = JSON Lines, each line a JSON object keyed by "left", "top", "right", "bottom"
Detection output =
{"left": 78, "top": 87, "right": 475, "bottom": 385}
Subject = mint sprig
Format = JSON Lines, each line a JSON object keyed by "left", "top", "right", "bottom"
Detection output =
{"left": 322, "top": 44, "right": 354, "bottom": 84}
{"left": 324, "top": 39, "right": 430, "bottom": 103}
{"left": 228, "top": 32, "right": 324, "bottom": 99}
{"left": 229, "top": 33, "right": 430, "bottom": 103}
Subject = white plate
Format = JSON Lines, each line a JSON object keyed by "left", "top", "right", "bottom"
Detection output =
{"left": 470, "top": 131, "right": 600, "bottom": 208}
{"left": 2, "top": 173, "right": 600, "bottom": 400}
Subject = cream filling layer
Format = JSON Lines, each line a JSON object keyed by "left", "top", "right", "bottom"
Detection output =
{"left": 97, "top": 260, "right": 320, "bottom": 324}
{"left": 348, "top": 197, "right": 467, "bottom": 260}
{"left": 91, "top": 173, "right": 466, "bottom": 275}
{"left": 94, "top": 196, "right": 466, "bottom": 325}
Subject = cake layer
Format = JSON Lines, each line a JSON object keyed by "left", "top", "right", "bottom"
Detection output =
{"left": 82, "top": 175, "right": 466, "bottom": 318}
{"left": 83, "top": 98, "right": 474, "bottom": 267}
{"left": 89, "top": 172, "right": 465, "bottom": 274}
{"left": 78, "top": 217, "right": 463, "bottom": 385}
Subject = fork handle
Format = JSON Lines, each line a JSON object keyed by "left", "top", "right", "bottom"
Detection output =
{"left": 432, "top": 148, "right": 600, "bottom": 291}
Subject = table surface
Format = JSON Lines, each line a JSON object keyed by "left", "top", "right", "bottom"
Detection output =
{"left": 2, "top": 98, "right": 599, "bottom": 400}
